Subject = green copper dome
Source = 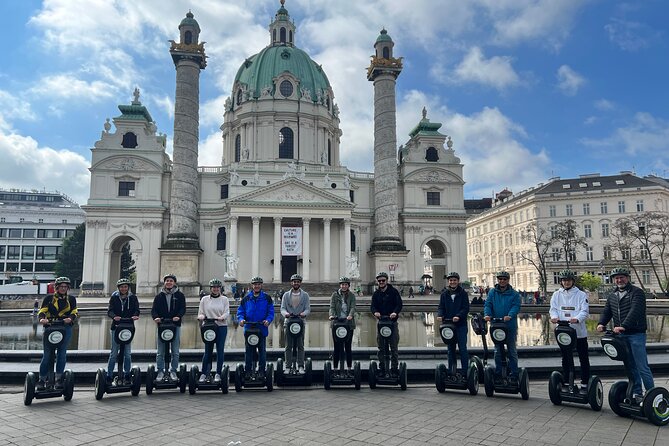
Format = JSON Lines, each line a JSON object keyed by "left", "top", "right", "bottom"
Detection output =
{"left": 233, "top": 45, "right": 331, "bottom": 101}
{"left": 376, "top": 28, "right": 393, "bottom": 43}
{"left": 180, "top": 12, "right": 200, "bottom": 31}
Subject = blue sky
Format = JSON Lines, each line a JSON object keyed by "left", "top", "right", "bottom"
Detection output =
{"left": 0, "top": 0, "right": 667, "bottom": 205}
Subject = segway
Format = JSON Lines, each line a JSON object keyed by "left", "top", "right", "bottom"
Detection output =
{"left": 275, "top": 315, "right": 312, "bottom": 386}
{"left": 601, "top": 331, "right": 669, "bottom": 426}
{"left": 323, "top": 318, "right": 361, "bottom": 390}
{"left": 189, "top": 318, "right": 230, "bottom": 395}
{"left": 95, "top": 318, "right": 142, "bottom": 400}
{"left": 483, "top": 318, "right": 529, "bottom": 400}
{"left": 434, "top": 318, "right": 478, "bottom": 395}
{"left": 548, "top": 321, "right": 602, "bottom": 410}
{"left": 470, "top": 312, "right": 488, "bottom": 384}
{"left": 368, "top": 316, "right": 407, "bottom": 390}
{"left": 23, "top": 319, "right": 75, "bottom": 405}
{"left": 234, "top": 322, "right": 273, "bottom": 392}
{"left": 145, "top": 319, "right": 187, "bottom": 395}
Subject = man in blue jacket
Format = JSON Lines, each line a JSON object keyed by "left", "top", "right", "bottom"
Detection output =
{"left": 237, "top": 276, "right": 274, "bottom": 377}
{"left": 437, "top": 272, "right": 470, "bottom": 374}
{"left": 484, "top": 271, "right": 521, "bottom": 382}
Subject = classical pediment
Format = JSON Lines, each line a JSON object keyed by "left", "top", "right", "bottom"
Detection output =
{"left": 404, "top": 167, "right": 463, "bottom": 184}
{"left": 92, "top": 155, "right": 162, "bottom": 173}
{"left": 228, "top": 177, "right": 353, "bottom": 208}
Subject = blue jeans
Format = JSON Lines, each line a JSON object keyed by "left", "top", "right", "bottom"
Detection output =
{"left": 107, "top": 330, "right": 132, "bottom": 379}
{"left": 156, "top": 326, "right": 181, "bottom": 373}
{"left": 622, "top": 332, "right": 654, "bottom": 395}
{"left": 202, "top": 326, "right": 228, "bottom": 375}
{"left": 245, "top": 336, "right": 267, "bottom": 373}
{"left": 494, "top": 329, "right": 518, "bottom": 378}
{"left": 39, "top": 325, "right": 73, "bottom": 380}
{"left": 447, "top": 324, "right": 469, "bottom": 372}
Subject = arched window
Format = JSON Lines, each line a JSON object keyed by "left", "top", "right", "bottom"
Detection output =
{"left": 327, "top": 139, "right": 332, "bottom": 166}
{"left": 235, "top": 134, "right": 241, "bottom": 162}
{"left": 279, "top": 127, "right": 294, "bottom": 159}
{"left": 273, "top": 29, "right": 276, "bottom": 43}
{"left": 425, "top": 147, "right": 439, "bottom": 162}
{"left": 289, "top": 30, "right": 293, "bottom": 44}
{"left": 236, "top": 89, "right": 243, "bottom": 105}
{"left": 280, "top": 27, "right": 286, "bottom": 43}
{"left": 216, "top": 227, "right": 226, "bottom": 251}
{"left": 121, "top": 132, "right": 138, "bottom": 148}
{"left": 184, "top": 31, "right": 192, "bottom": 45}
{"left": 383, "top": 47, "right": 390, "bottom": 59}
{"left": 326, "top": 96, "right": 330, "bottom": 110}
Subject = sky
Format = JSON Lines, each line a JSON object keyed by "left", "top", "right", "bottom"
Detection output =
{"left": 0, "top": 0, "right": 668, "bottom": 206}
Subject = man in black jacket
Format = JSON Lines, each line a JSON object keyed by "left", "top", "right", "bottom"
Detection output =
{"left": 437, "top": 272, "right": 470, "bottom": 374}
{"left": 151, "top": 274, "right": 186, "bottom": 382}
{"left": 371, "top": 272, "right": 403, "bottom": 374}
{"left": 597, "top": 267, "right": 654, "bottom": 398}
{"left": 106, "top": 278, "right": 140, "bottom": 384}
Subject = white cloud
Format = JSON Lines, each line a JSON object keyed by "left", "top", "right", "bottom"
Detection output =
{"left": 449, "top": 47, "right": 520, "bottom": 91}
{"left": 199, "top": 131, "right": 223, "bottom": 166}
{"left": 0, "top": 90, "right": 37, "bottom": 123}
{"left": 29, "top": 74, "right": 116, "bottom": 101}
{"left": 556, "top": 65, "right": 585, "bottom": 96}
{"left": 584, "top": 116, "right": 597, "bottom": 125}
{"left": 604, "top": 18, "right": 659, "bottom": 51}
{"left": 594, "top": 98, "right": 615, "bottom": 111}
{"left": 153, "top": 94, "right": 174, "bottom": 121}
{"left": 582, "top": 112, "right": 669, "bottom": 158}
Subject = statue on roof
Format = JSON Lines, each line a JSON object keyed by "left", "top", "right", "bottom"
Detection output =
{"left": 132, "top": 87, "right": 141, "bottom": 104}
{"left": 422, "top": 106, "right": 427, "bottom": 120}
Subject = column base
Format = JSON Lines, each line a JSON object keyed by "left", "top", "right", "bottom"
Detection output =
{"left": 367, "top": 249, "right": 410, "bottom": 283}
{"left": 163, "top": 233, "right": 201, "bottom": 250}
{"left": 370, "top": 236, "right": 406, "bottom": 252}
{"left": 159, "top": 248, "right": 203, "bottom": 295}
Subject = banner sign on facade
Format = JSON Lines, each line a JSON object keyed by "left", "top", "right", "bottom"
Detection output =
{"left": 282, "top": 227, "right": 302, "bottom": 256}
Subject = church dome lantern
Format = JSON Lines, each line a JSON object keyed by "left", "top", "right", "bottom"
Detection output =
{"left": 179, "top": 11, "right": 200, "bottom": 45}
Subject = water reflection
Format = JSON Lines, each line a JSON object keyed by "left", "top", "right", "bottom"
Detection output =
{"left": 1, "top": 312, "right": 667, "bottom": 351}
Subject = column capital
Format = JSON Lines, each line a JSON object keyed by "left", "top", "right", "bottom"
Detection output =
{"left": 323, "top": 217, "right": 332, "bottom": 225}
{"left": 303, "top": 217, "right": 311, "bottom": 225}
{"left": 230, "top": 216, "right": 239, "bottom": 224}
{"left": 252, "top": 216, "right": 261, "bottom": 225}
{"left": 273, "top": 216, "right": 282, "bottom": 224}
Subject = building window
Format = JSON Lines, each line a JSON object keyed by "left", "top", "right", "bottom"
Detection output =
{"left": 23, "top": 229, "right": 35, "bottom": 238}
{"left": 641, "top": 270, "right": 650, "bottom": 284}
{"left": 550, "top": 225, "right": 557, "bottom": 238}
{"left": 34, "top": 263, "right": 56, "bottom": 272}
{"left": 327, "top": 139, "right": 332, "bottom": 166}
{"left": 603, "top": 246, "right": 612, "bottom": 260}
{"left": 383, "top": 47, "right": 389, "bottom": 59}
{"left": 549, "top": 205, "right": 556, "bottom": 217}
{"left": 121, "top": 132, "right": 138, "bottom": 149}
{"left": 583, "top": 203, "right": 590, "bottom": 215}
{"left": 640, "top": 247, "right": 649, "bottom": 260}
{"left": 216, "top": 227, "right": 226, "bottom": 251}
{"left": 585, "top": 246, "right": 593, "bottom": 261}
{"left": 8, "top": 229, "right": 21, "bottom": 238}
{"left": 220, "top": 184, "right": 229, "bottom": 199}
{"left": 425, "top": 147, "right": 439, "bottom": 162}
{"left": 426, "top": 191, "right": 440, "bottom": 206}
{"left": 553, "top": 271, "right": 560, "bottom": 285}
{"left": 38, "top": 219, "right": 43, "bottom": 223}
{"left": 350, "top": 229, "right": 356, "bottom": 252}
{"left": 19, "top": 263, "right": 33, "bottom": 273}
{"left": 349, "top": 190, "right": 354, "bottom": 202}
{"left": 119, "top": 181, "right": 136, "bottom": 197}
{"left": 184, "top": 30, "right": 192, "bottom": 45}
{"left": 601, "top": 223, "right": 609, "bottom": 237}
{"left": 279, "top": 80, "right": 293, "bottom": 97}
{"left": 565, "top": 204, "right": 573, "bottom": 216}
{"left": 584, "top": 224, "right": 592, "bottom": 238}
{"left": 622, "top": 248, "right": 631, "bottom": 260}
{"left": 618, "top": 201, "right": 626, "bottom": 213}
{"left": 280, "top": 27, "right": 286, "bottom": 43}
{"left": 636, "top": 200, "right": 644, "bottom": 212}
{"left": 278, "top": 127, "right": 294, "bottom": 159}
{"left": 289, "top": 30, "right": 293, "bottom": 44}
{"left": 21, "top": 246, "right": 34, "bottom": 260}
{"left": 7, "top": 246, "right": 20, "bottom": 260}
{"left": 568, "top": 250, "right": 577, "bottom": 262}
{"left": 234, "top": 134, "right": 241, "bottom": 162}
{"left": 551, "top": 248, "right": 560, "bottom": 262}
{"left": 236, "top": 89, "right": 243, "bottom": 105}
{"left": 600, "top": 202, "right": 608, "bottom": 214}
{"left": 0, "top": 217, "right": 4, "bottom": 222}
{"left": 36, "top": 246, "right": 60, "bottom": 260}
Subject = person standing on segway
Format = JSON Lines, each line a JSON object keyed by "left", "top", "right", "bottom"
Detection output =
{"left": 484, "top": 271, "right": 521, "bottom": 384}
{"left": 371, "top": 272, "right": 402, "bottom": 375}
{"left": 36, "top": 276, "right": 78, "bottom": 390}
{"left": 437, "top": 272, "right": 470, "bottom": 374}
{"left": 197, "top": 278, "right": 230, "bottom": 384}
{"left": 597, "top": 267, "right": 654, "bottom": 401}
{"left": 280, "top": 274, "right": 311, "bottom": 373}
{"left": 237, "top": 276, "right": 274, "bottom": 379}
{"left": 549, "top": 270, "right": 590, "bottom": 389}
{"left": 151, "top": 274, "right": 186, "bottom": 382}
{"left": 106, "top": 278, "right": 140, "bottom": 385}
{"left": 329, "top": 276, "right": 357, "bottom": 371}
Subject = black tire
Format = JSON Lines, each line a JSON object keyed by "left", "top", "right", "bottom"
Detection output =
{"left": 179, "top": 363, "right": 187, "bottom": 393}
{"left": 235, "top": 364, "right": 243, "bottom": 393}
{"left": 642, "top": 387, "right": 669, "bottom": 426}
{"left": 472, "top": 355, "right": 485, "bottom": 384}
{"left": 305, "top": 358, "right": 313, "bottom": 386}
{"left": 484, "top": 366, "right": 495, "bottom": 397}
{"left": 62, "top": 370, "right": 74, "bottom": 402}
{"left": 608, "top": 380, "right": 629, "bottom": 417}
{"left": 188, "top": 365, "right": 198, "bottom": 395}
{"left": 588, "top": 376, "right": 603, "bottom": 411}
{"left": 399, "top": 362, "right": 407, "bottom": 391}
{"left": 275, "top": 358, "right": 284, "bottom": 386}
{"left": 23, "top": 372, "right": 35, "bottom": 406}
{"left": 354, "top": 362, "right": 361, "bottom": 390}
{"left": 467, "top": 364, "right": 479, "bottom": 396}
{"left": 221, "top": 366, "right": 229, "bottom": 395}
{"left": 548, "top": 371, "right": 563, "bottom": 405}
{"left": 131, "top": 367, "right": 141, "bottom": 396}
{"left": 146, "top": 365, "right": 155, "bottom": 395}
{"left": 94, "top": 368, "right": 106, "bottom": 401}
{"left": 323, "top": 361, "right": 332, "bottom": 390}
{"left": 519, "top": 368, "right": 529, "bottom": 400}
{"left": 435, "top": 364, "right": 446, "bottom": 393}
{"left": 368, "top": 361, "right": 377, "bottom": 389}
{"left": 266, "top": 364, "right": 274, "bottom": 392}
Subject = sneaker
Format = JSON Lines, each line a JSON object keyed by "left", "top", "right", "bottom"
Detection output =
{"left": 156, "top": 371, "right": 164, "bottom": 381}
{"left": 632, "top": 394, "right": 644, "bottom": 405}
{"left": 170, "top": 371, "right": 178, "bottom": 382}
{"left": 198, "top": 374, "right": 207, "bottom": 384}
{"left": 36, "top": 379, "right": 46, "bottom": 391}
{"left": 298, "top": 366, "right": 305, "bottom": 374}
{"left": 214, "top": 373, "right": 221, "bottom": 384}
{"left": 112, "top": 377, "right": 120, "bottom": 386}
{"left": 54, "top": 374, "right": 63, "bottom": 390}
{"left": 580, "top": 383, "right": 589, "bottom": 391}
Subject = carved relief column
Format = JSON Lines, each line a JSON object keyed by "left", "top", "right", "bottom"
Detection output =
{"left": 302, "top": 218, "right": 311, "bottom": 281}
{"left": 273, "top": 217, "right": 282, "bottom": 283}
{"left": 251, "top": 217, "right": 260, "bottom": 277}
{"left": 323, "top": 218, "right": 332, "bottom": 282}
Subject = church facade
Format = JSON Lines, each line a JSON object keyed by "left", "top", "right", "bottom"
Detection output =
{"left": 81, "top": 3, "right": 467, "bottom": 297}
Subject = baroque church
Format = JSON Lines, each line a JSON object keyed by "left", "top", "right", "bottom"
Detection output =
{"left": 81, "top": 2, "right": 467, "bottom": 297}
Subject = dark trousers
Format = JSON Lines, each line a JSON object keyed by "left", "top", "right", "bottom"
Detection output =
{"left": 562, "top": 337, "right": 591, "bottom": 385}
{"left": 332, "top": 326, "right": 353, "bottom": 369}
{"left": 377, "top": 327, "right": 400, "bottom": 371}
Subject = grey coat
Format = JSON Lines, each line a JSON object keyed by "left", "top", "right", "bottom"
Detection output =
{"left": 280, "top": 289, "right": 311, "bottom": 324}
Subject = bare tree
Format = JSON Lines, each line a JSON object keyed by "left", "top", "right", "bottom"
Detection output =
{"left": 607, "top": 218, "right": 644, "bottom": 287}
{"left": 552, "top": 219, "right": 587, "bottom": 270}
{"left": 520, "top": 222, "right": 552, "bottom": 297}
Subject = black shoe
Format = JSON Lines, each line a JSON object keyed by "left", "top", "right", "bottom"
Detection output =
{"left": 54, "top": 377, "right": 63, "bottom": 390}
{"left": 123, "top": 376, "right": 132, "bottom": 386}
{"left": 106, "top": 376, "right": 113, "bottom": 385}
{"left": 508, "top": 376, "right": 519, "bottom": 386}
{"left": 36, "top": 380, "right": 46, "bottom": 391}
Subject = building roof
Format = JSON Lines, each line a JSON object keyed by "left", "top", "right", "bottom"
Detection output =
{"left": 535, "top": 173, "right": 656, "bottom": 195}
{"left": 0, "top": 189, "right": 80, "bottom": 208}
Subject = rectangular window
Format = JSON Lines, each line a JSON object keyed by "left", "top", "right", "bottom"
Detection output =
{"left": 0, "top": 229, "right": 5, "bottom": 237}
{"left": 23, "top": 229, "right": 36, "bottom": 238}
{"left": 8, "top": 229, "right": 21, "bottom": 238}
{"left": 584, "top": 224, "right": 592, "bottom": 238}
{"left": 6, "top": 246, "right": 20, "bottom": 260}
{"left": 220, "top": 184, "right": 229, "bottom": 199}
{"left": 549, "top": 205, "right": 556, "bottom": 217}
{"left": 5, "top": 262, "right": 18, "bottom": 272}
{"left": 553, "top": 271, "right": 560, "bottom": 285}
{"left": 426, "top": 191, "right": 440, "bottom": 206}
{"left": 618, "top": 201, "right": 625, "bottom": 213}
{"left": 640, "top": 247, "right": 649, "bottom": 260}
{"left": 118, "top": 181, "right": 136, "bottom": 197}
{"left": 586, "top": 246, "right": 593, "bottom": 261}
{"left": 622, "top": 248, "right": 631, "bottom": 260}
{"left": 34, "top": 263, "right": 56, "bottom": 272}
{"left": 642, "top": 270, "right": 650, "bottom": 284}
{"left": 636, "top": 200, "right": 644, "bottom": 212}
{"left": 21, "top": 246, "right": 34, "bottom": 260}
{"left": 583, "top": 203, "right": 590, "bottom": 215}
{"left": 603, "top": 246, "right": 612, "bottom": 260}
{"left": 550, "top": 225, "right": 557, "bottom": 238}
{"left": 568, "top": 250, "right": 576, "bottom": 262}
{"left": 551, "top": 248, "right": 560, "bottom": 262}
{"left": 349, "top": 190, "right": 354, "bottom": 202}
{"left": 19, "top": 263, "right": 33, "bottom": 272}
{"left": 600, "top": 202, "right": 608, "bottom": 214}
{"left": 565, "top": 204, "right": 573, "bottom": 216}
{"left": 0, "top": 246, "right": 4, "bottom": 259}
{"left": 601, "top": 223, "right": 609, "bottom": 237}
{"left": 36, "top": 246, "right": 60, "bottom": 260}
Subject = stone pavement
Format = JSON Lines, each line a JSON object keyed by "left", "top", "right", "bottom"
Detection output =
{"left": 0, "top": 377, "right": 667, "bottom": 445}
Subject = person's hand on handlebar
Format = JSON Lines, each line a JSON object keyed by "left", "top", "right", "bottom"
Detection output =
{"left": 328, "top": 316, "right": 335, "bottom": 320}
{"left": 114, "top": 316, "right": 122, "bottom": 322}
{"left": 197, "top": 315, "right": 205, "bottom": 321}
{"left": 373, "top": 312, "right": 381, "bottom": 319}
{"left": 484, "top": 316, "right": 491, "bottom": 322}
{"left": 262, "top": 320, "right": 269, "bottom": 327}
{"left": 503, "top": 316, "right": 511, "bottom": 322}
{"left": 239, "top": 320, "right": 245, "bottom": 327}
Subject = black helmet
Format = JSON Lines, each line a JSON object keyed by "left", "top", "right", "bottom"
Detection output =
{"left": 609, "top": 267, "right": 630, "bottom": 280}
{"left": 376, "top": 272, "right": 389, "bottom": 280}
{"left": 496, "top": 271, "right": 510, "bottom": 279}
{"left": 290, "top": 274, "right": 303, "bottom": 282}
{"left": 163, "top": 274, "right": 177, "bottom": 283}
{"left": 558, "top": 270, "right": 576, "bottom": 280}
{"left": 339, "top": 276, "right": 350, "bottom": 284}
{"left": 446, "top": 272, "right": 460, "bottom": 280}
{"left": 209, "top": 278, "right": 223, "bottom": 287}
{"left": 250, "top": 276, "right": 263, "bottom": 284}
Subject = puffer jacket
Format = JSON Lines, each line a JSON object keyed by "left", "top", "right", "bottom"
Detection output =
{"left": 484, "top": 284, "right": 521, "bottom": 331}
{"left": 598, "top": 283, "right": 647, "bottom": 333}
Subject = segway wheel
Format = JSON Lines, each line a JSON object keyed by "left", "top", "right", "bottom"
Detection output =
{"left": 94, "top": 368, "right": 106, "bottom": 401}
{"left": 519, "top": 368, "right": 530, "bottom": 400}
{"left": 266, "top": 364, "right": 274, "bottom": 392}
{"left": 305, "top": 358, "right": 313, "bottom": 386}
{"left": 399, "top": 362, "right": 407, "bottom": 391}
{"left": 62, "top": 370, "right": 74, "bottom": 402}
{"left": 221, "top": 366, "right": 229, "bottom": 395}
{"left": 608, "top": 380, "right": 630, "bottom": 417}
{"left": 587, "top": 376, "right": 603, "bottom": 412}
{"left": 188, "top": 365, "right": 199, "bottom": 395}
{"left": 275, "top": 358, "right": 284, "bottom": 386}
{"left": 146, "top": 365, "right": 155, "bottom": 395}
{"left": 178, "top": 363, "right": 188, "bottom": 393}
{"left": 435, "top": 364, "right": 446, "bottom": 393}
{"left": 467, "top": 364, "right": 479, "bottom": 396}
{"left": 484, "top": 366, "right": 495, "bottom": 397}
{"left": 235, "top": 364, "right": 243, "bottom": 393}
{"left": 642, "top": 387, "right": 669, "bottom": 426}
{"left": 23, "top": 372, "right": 35, "bottom": 406}
{"left": 368, "top": 361, "right": 378, "bottom": 389}
{"left": 323, "top": 361, "right": 332, "bottom": 390}
{"left": 131, "top": 366, "right": 141, "bottom": 396}
{"left": 353, "top": 362, "right": 361, "bottom": 390}
{"left": 472, "top": 355, "right": 485, "bottom": 384}
{"left": 548, "top": 371, "right": 563, "bottom": 406}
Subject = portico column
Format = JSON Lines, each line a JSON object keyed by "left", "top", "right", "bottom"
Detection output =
{"left": 229, "top": 216, "right": 238, "bottom": 258}
{"left": 343, "top": 219, "right": 351, "bottom": 277}
{"left": 302, "top": 218, "right": 311, "bottom": 281}
{"left": 273, "top": 217, "right": 282, "bottom": 283}
{"left": 252, "top": 216, "right": 260, "bottom": 276}
{"left": 323, "top": 218, "right": 331, "bottom": 282}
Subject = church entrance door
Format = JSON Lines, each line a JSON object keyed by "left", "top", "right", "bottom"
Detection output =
{"left": 281, "top": 256, "right": 297, "bottom": 282}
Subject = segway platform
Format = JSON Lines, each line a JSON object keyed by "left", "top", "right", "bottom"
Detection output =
{"left": 275, "top": 317, "right": 313, "bottom": 386}
{"left": 434, "top": 320, "right": 478, "bottom": 395}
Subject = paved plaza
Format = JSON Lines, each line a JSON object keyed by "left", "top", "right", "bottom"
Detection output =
{"left": 0, "top": 377, "right": 667, "bottom": 446}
